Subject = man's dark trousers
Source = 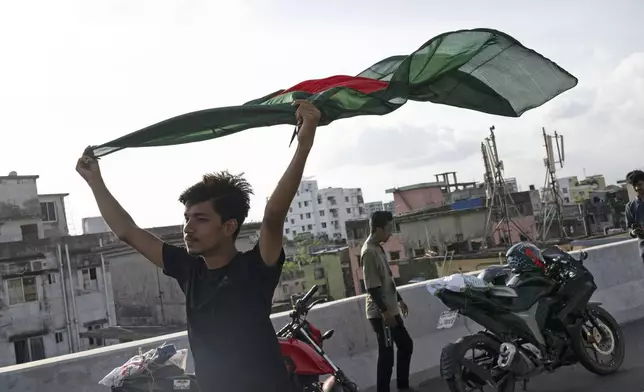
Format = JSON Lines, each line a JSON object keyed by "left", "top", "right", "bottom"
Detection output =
{"left": 369, "top": 315, "right": 414, "bottom": 392}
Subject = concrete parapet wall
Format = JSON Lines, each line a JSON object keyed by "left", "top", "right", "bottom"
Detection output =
{"left": 1, "top": 239, "right": 642, "bottom": 392}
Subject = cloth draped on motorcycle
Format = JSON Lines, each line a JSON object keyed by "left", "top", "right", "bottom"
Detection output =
{"left": 426, "top": 273, "right": 491, "bottom": 296}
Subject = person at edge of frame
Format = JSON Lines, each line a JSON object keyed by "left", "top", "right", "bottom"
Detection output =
{"left": 625, "top": 169, "right": 644, "bottom": 263}
{"left": 75, "top": 100, "right": 321, "bottom": 392}
{"left": 361, "top": 210, "right": 415, "bottom": 392}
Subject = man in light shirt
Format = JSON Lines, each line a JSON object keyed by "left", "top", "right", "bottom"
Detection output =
{"left": 362, "top": 211, "right": 414, "bottom": 392}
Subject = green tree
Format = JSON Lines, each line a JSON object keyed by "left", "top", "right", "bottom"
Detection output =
{"left": 294, "top": 245, "right": 318, "bottom": 266}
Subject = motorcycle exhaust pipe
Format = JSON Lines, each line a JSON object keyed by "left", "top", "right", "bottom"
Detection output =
{"left": 498, "top": 343, "right": 517, "bottom": 369}
{"left": 497, "top": 343, "right": 537, "bottom": 376}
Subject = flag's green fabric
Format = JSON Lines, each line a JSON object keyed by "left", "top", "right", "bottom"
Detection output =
{"left": 91, "top": 28, "right": 577, "bottom": 158}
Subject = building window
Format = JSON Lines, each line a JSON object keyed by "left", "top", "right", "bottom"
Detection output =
{"left": 284, "top": 217, "right": 288, "bottom": 222}
{"left": 321, "top": 222, "right": 327, "bottom": 228}
{"left": 307, "top": 224, "right": 313, "bottom": 230}
{"left": 317, "top": 196, "right": 322, "bottom": 204}
{"left": 81, "top": 268, "right": 98, "bottom": 291}
{"left": 413, "top": 248, "right": 425, "bottom": 257}
{"left": 359, "top": 207, "right": 365, "bottom": 215}
{"left": 304, "top": 201, "right": 309, "bottom": 207}
{"left": 306, "top": 213, "right": 311, "bottom": 219}
{"left": 345, "top": 196, "right": 349, "bottom": 202}
{"left": 319, "top": 210, "right": 325, "bottom": 217}
{"left": 285, "top": 228, "right": 290, "bottom": 234}
{"left": 346, "top": 208, "right": 351, "bottom": 214}
{"left": 14, "top": 336, "right": 45, "bottom": 364}
{"left": 389, "top": 251, "right": 401, "bottom": 261}
{"left": 289, "top": 207, "right": 293, "bottom": 212}
{"left": 21, "top": 224, "right": 39, "bottom": 241}
{"left": 290, "top": 219, "right": 295, "bottom": 224}
{"left": 55, "top": 332, "right": 64, "bottom": 344}
{"left": 87, "top": 324, "right": 104, "bottom": 347}
{"left": 314, "top": 267, "right": 326, "bottom": 280}
{"left": 562, "top": 187, "right": 568, "bottom": 194}
{"left": 292, "top": 230, "right": 297, "bottom": 236}
{"left": 300, "top": 214, "right": 304, "bottom": 220}
{"left": 40, "top": 202, "right": 57, "bottom": 222}
{"left": 298, "top": 202, "right": 302, "bottom": 208}
{"left": 47, "top": 274, "right": 57, "bottom": 284}
{"left": 7, "top": 276, "right": 38, "bottom": 305}
{"left": 301, "top": 226, "right": 305, "bottom": 232}
{"left": 564, "top": 197, "right": 570, "bottom": 203}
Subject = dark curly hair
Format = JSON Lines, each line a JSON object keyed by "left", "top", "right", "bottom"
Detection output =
{"left": 626, "top": 170, "right": 644, "bottom": 186}
{"left": 370, "top": 211, "right": 393, "bottom": 233}
{"left": 179, "top": 171, "right": 253, "bottom": 238}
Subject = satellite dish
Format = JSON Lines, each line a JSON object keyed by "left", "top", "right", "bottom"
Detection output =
{"left": 8, "top": 171, "right": 17, "bottom": 176}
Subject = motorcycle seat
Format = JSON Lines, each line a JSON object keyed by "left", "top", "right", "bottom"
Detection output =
{"left": 488, "top": 276, "right": 556, "bottom": 312}
{"left": 488, "top": 286, "right": 519, "bottom": 298}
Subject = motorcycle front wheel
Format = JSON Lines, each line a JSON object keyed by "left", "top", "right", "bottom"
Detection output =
{"left": 571, "top": 305, "right": 625, "bottom": 376}
{"left": 443, "top": 333, "right": 515, "bottom": 392}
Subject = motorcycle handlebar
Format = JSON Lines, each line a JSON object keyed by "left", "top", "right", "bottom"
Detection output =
{"left": 297, "top": 285, "right": 319, "bottom": 308}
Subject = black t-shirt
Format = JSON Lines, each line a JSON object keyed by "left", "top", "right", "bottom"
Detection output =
{"left": 162, "top": 242, "right": 290, "bottom": 392}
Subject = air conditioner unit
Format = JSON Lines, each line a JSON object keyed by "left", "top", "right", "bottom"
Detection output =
{"left": 30, "top": 259, "right": 47, "bottom": 272}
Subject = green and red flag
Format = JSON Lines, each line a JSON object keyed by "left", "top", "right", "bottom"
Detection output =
{"left": 90, "top": 28, "right": 577, "bottom": 158}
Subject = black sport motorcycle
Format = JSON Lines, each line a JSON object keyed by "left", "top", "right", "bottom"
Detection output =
{"left": 434, "top": 246, "right": 625, "bottom": 392}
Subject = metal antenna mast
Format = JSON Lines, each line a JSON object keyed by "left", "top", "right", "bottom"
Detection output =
{"left": 538, "top": 127, "right": 567, "bottom": 240}
{"left": 482, "top": 125, "right": 533, "bottom": 247}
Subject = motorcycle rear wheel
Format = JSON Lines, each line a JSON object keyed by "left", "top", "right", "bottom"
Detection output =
{"left": 571, "top": 305, "right": 625, "bottom": 376}
{"left": 444, "top": 333, "right": 516, "bottom": 392}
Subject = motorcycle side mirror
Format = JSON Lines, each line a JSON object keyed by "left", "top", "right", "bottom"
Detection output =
{"left": 322, "top": 329, "right": 335, "bottom": 341}
{"left": 580, "top": 251, "right": 588, "bottom": 262}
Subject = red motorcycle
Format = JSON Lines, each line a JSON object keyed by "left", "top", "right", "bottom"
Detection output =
{"left": 278, "top": 284, "right": 358, "bottom": 392}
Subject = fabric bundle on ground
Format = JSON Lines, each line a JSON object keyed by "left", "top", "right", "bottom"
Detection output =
{"left": 90, "top": 28, "right": 577, "bottom": 158}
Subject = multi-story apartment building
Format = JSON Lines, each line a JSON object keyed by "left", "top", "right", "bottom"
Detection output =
{"left": 364, "top": 201, "right": 384, "bottom": 217}
{"left": 555, "top": 175, "right": 607, "bottom": 205}
{"left": 363, "top": 201, "right": 397, "bottom": 219}
{"left": 0, "top": 172, "right": 117, "bottom": 366}
{"left": 504, "top": 177, "right": 519, "bottom": 193}
{"left": 281, "top": 179, "right": 366, "bottom": 241}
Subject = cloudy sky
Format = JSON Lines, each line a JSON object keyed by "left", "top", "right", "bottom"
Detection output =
{"left": 1, "top": 0, "right": 641, "bottom": 232}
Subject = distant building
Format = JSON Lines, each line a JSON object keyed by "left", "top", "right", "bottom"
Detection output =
{"left": 617, "top": 179, "right": 637, "bottom": 200}
{"left": 273, "top": 247, "right": 351, "bottom": 310}
{"left": 395, "top": 190, "right": 537, "bottom": 253}
{"left": 0, "top": 172, "right": 69, "bottom": 243}
{"left": 364, "top": 200, "right": 396, "bottom": 218}
{"left": 385, "top": 182, "right": 446, "bottom": 214}
{"left": 556, "top": 174, "right": 607, "bottom": 205}
{"left": 557, "top": 176, "right": 579, "bottom": 205}
{"left": 364, "top": 201, "right": 384, "bottom": 217}
{"left": 0, "top": 172, "right": 116, "bottom": 366}
{"left": 580, "top": 174, "right": 607, "bottom": 189}
{"left": 504, "top": 177, "right": 519, "bottom": 193}
{"left": 280, "top": 179, "right": 366, "bottom": 241}
{"left": 385, "top": 174, "right": 479, "bottom": 214}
